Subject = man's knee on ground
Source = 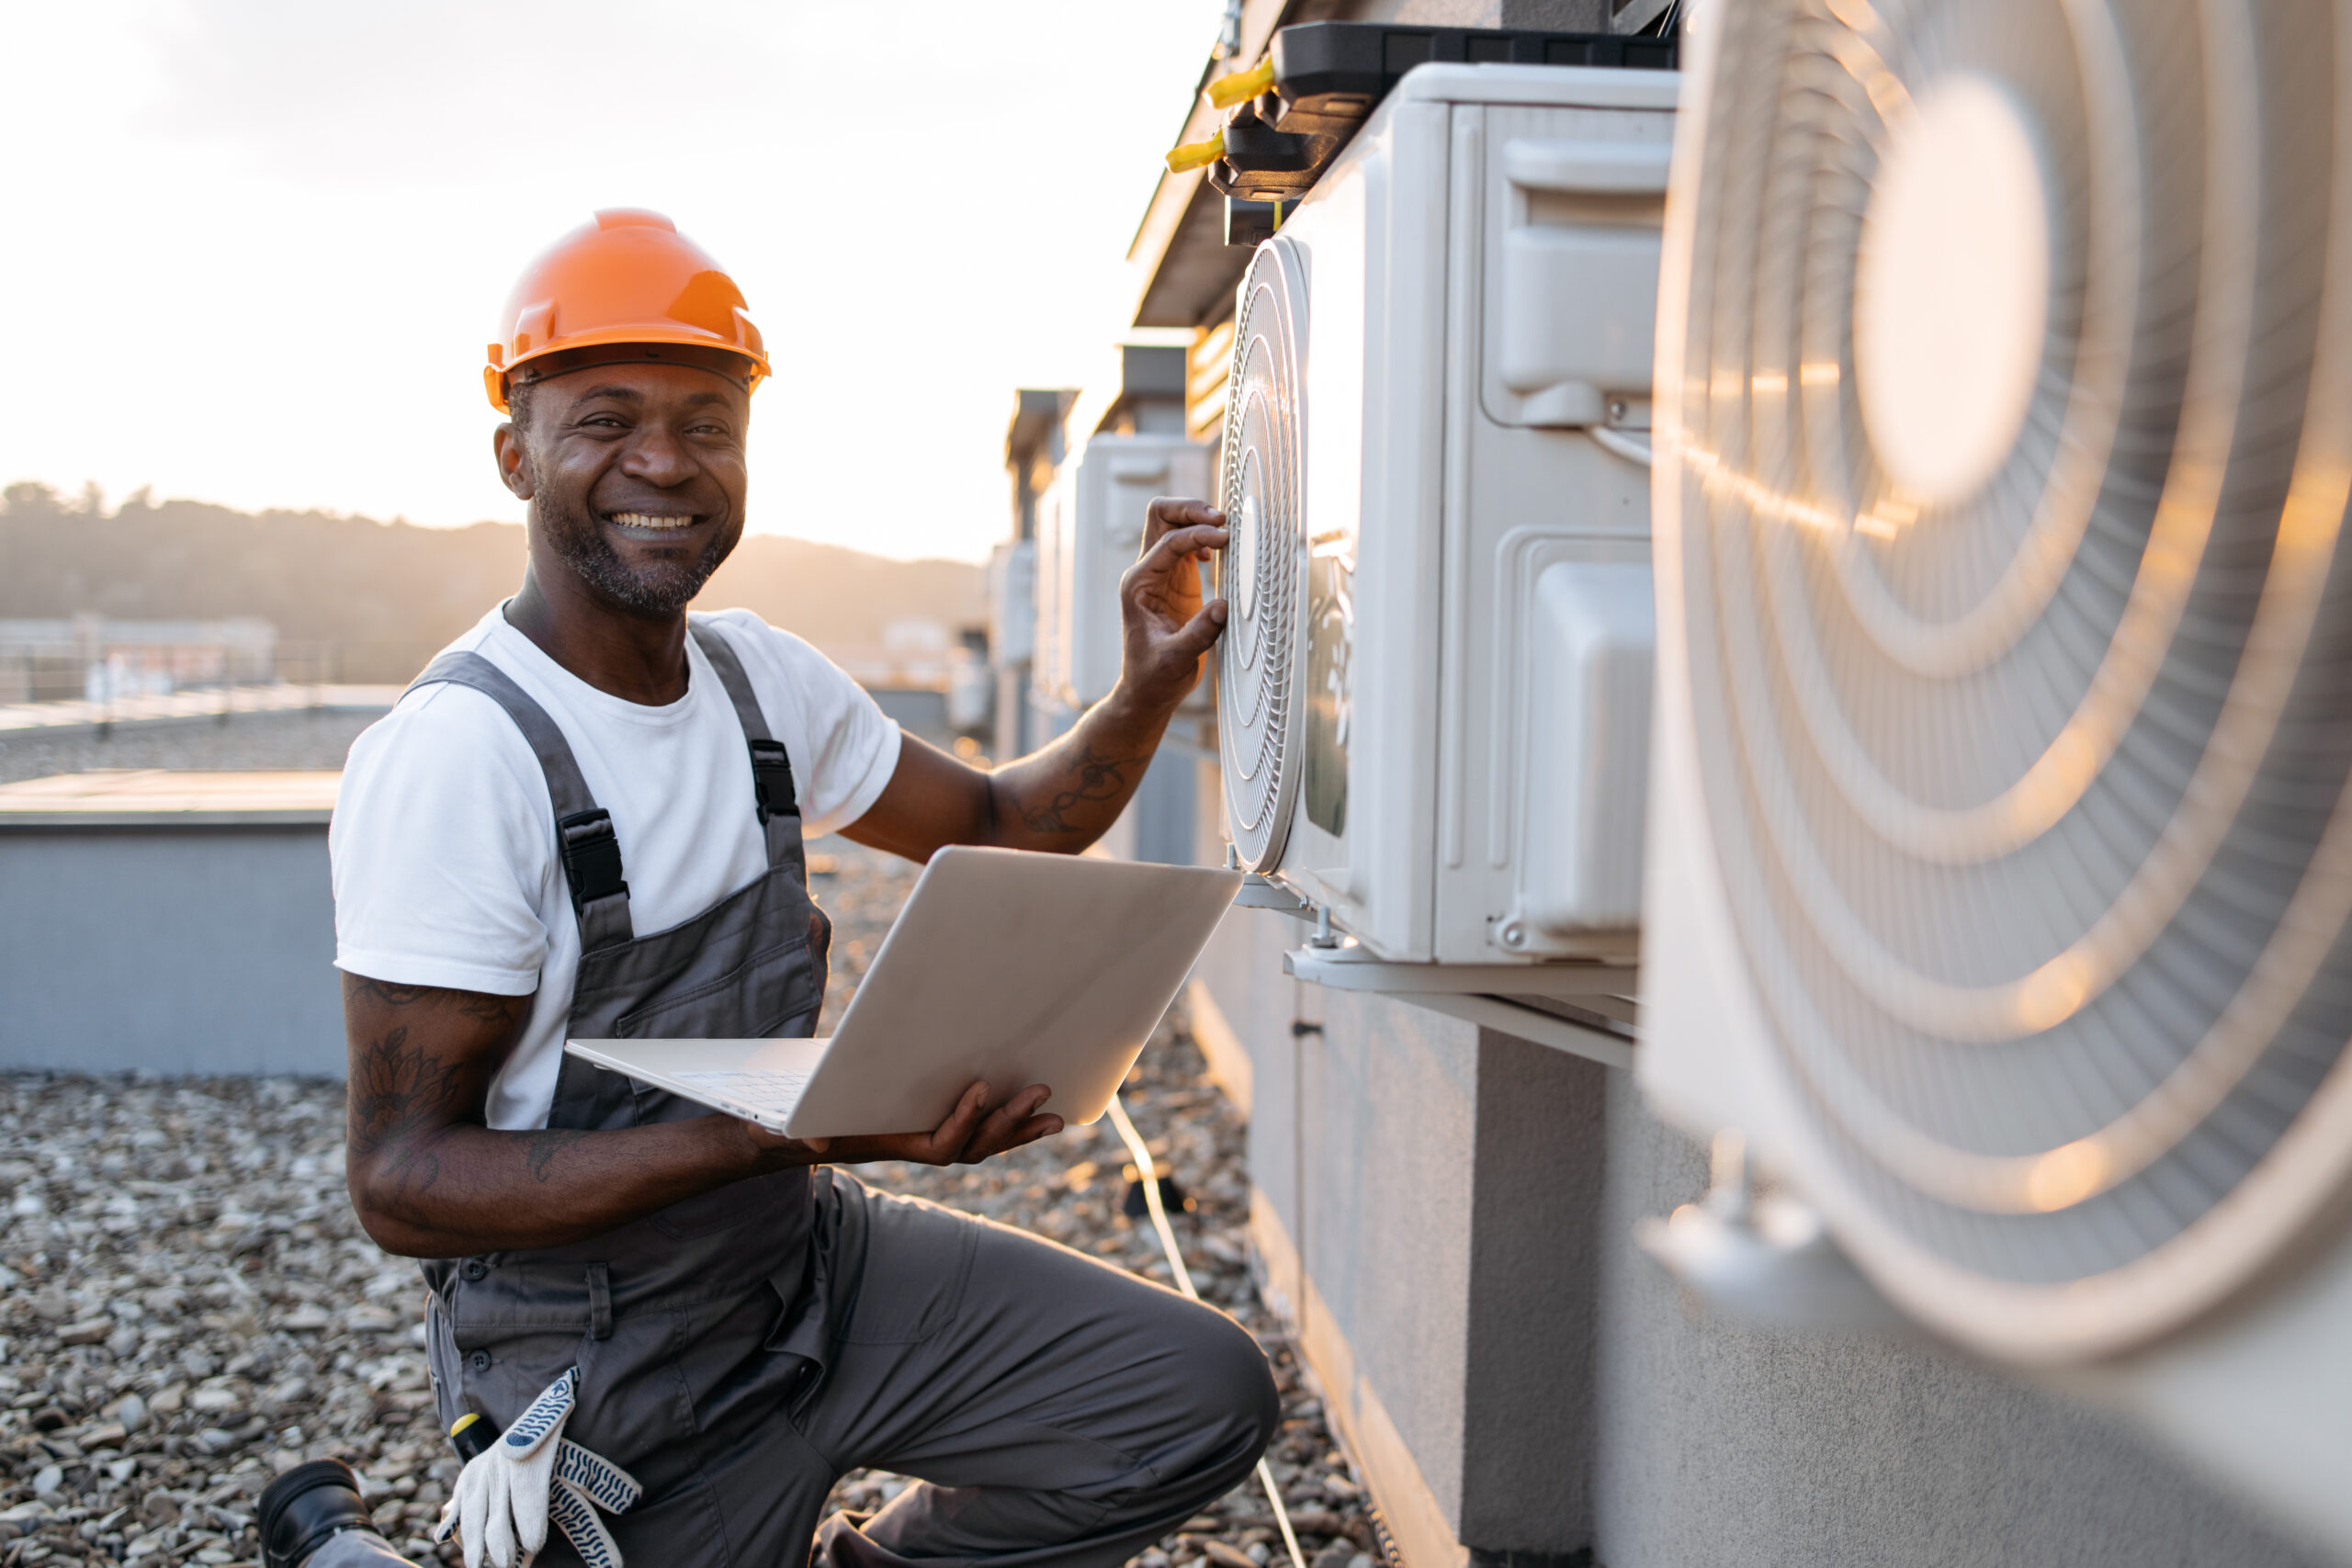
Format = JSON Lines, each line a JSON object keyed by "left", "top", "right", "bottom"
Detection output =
{"left": 1167, "top": 1302, "right": 1283, "bottom": 1471}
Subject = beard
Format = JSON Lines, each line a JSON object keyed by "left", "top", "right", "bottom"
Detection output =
{"left": 536, "top": 490, "right": 738, "bottom": 616}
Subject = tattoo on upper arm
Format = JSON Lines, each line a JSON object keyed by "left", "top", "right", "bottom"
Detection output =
{"left": 345, "top": 981, "right": 523, "bottom": 1204}
{"left": 457, "top": 993, "right": 520, "bottom": 1023}
{"left": 348, "top": 1023, "right": 468, "bottom": 1197}
{"left": 1017, "top": 743, "right": 1143, "bottom": 835}
{"left": 349, "top": 976, "right": 515, "bottom": 1024}
{"left": 350, "top": 977, "right": 435, "bottom": 1009}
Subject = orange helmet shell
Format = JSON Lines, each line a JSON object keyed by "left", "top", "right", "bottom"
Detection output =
{"left": 484, "top": 209, "right": 769, "bottom": 413}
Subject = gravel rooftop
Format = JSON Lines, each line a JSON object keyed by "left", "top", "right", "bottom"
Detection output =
{"left": 0, "top": 710, "right": 386, "bottom": 789}
{"left": 2, "top": 823, "right": 1379, "bottom": 1568}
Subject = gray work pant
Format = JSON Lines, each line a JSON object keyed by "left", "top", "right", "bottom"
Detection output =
{"left": 318, "top": 1176, "right": 1279, "bottom": 1568}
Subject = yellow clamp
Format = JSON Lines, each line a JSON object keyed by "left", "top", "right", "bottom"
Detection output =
{"left": 1165, "top": 131, "right": 1226, "bottom": 174}
{"left": 1205, "top": 58, "right": 1276, "bottom": 110}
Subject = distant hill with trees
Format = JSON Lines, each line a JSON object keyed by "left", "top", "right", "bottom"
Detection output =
{"left": 0, "top": 482, "right": 986, "bottom": 683}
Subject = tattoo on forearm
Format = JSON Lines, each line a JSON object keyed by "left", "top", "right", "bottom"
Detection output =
{"left": 1017, "top": 743, "right": 1143, "bottom": 835}
{"left": 523, "top": 1128, "right": 591, "bottom": 1182}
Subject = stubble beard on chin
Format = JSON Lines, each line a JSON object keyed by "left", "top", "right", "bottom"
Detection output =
{"left": 538, "top": 492, "right": 735, "bottom": 617}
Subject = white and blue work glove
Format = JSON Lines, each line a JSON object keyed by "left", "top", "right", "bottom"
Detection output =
{"left": 434, "top": 1368, "right": 642, "bottom": 1568}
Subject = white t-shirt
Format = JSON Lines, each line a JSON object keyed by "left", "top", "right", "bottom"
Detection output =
{"left": 330, "top": 604, "right": 902, "bottom": 1130}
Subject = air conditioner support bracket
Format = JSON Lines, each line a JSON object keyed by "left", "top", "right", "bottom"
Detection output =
{"left": 1282, "top": 946, "right": 1636, "bottom": 1071}
{"left": 1282, "top": 943, "right": 1636, "bottom": 998}
{"left": 1234, "top": 874, "right": 1317, "bottom": 919}
{"left": 1631, "top": 1134, "right": 1902, "bottom": 1331}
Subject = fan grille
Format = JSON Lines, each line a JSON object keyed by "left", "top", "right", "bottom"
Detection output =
{"left": 1668, "top": 0, "right": 2352, "bottom": 1354}
{"left": 1219, "top": 240, "right": 1311, "bottom": 874}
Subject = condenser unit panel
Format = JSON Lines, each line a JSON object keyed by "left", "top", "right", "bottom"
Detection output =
{"left": 1036, "top": 434, "right": 1215, "bottom": 714}
{"left": 1029, "top": 470, "right": 1074, "bottom": 711}
{"left": 1516, "top": 556, "right": 1652, "bottom": 943}
{"left": 1487, "top": 132, "right": 1670, "bottom": 428}
{"left": 1216, "top": 64, "right": 1675, "bottom": 971}
{"left": 988, "top": 540, "right": 1036, "bottom": 666}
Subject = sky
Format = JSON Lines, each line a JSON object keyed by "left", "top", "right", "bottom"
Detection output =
{"left": 0, "top": 2, "right": 1224, "bottom": 562}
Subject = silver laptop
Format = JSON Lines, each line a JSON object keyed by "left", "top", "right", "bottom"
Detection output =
{"left": 566, "top": 845, "right": 1243, "bottom": 1140}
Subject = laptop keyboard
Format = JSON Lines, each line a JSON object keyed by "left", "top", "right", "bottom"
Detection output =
{"left": 675, "top": 1069, "right": 813, "bottom": 1124}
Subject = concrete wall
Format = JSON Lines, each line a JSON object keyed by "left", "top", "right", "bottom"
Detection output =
{"left": 1196, "top": 897, "right": 2332, "bottom": 1568}
{"left": 1207, "top": 900, "right": 1609, "bottom": 1566}
{"left": 1126, "top": 740, "right": 1201, "bottom": 867}
{"left": 0, "top": 825, "right": 345, "bottom": 1077}
{"left": 1586, "top": 1070, "right": 2329, "bottom": 1568}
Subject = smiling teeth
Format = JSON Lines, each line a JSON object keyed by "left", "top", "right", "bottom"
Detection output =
{"left": 611, "top": 513, "right": 695, "bottom": 530}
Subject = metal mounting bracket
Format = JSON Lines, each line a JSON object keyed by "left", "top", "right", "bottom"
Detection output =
{"left": 1282, "top": 942, "right": 1637, "bottom": 998}
{"left": 1633, "top": 1132, "right": 1902, "bottom": 1331}
{"left": 1282, "top": 944, "right": 1638, "bottom": 1070}
{"left": 1233, "top": 874, "right": 1317, "bottom": 920}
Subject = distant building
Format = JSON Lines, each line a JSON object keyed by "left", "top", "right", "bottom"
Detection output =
{"left": 0, "top": 616, "right": 277, "bottom": 705}
{"left": 993, "top": 388, "right": 1073, "bottom": 762}
{"left": 1001, "top": 350, "right": 1203, "bottom": 865}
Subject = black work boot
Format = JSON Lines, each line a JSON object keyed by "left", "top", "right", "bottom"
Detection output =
{"left": 259, "top": 1457, "right": 377, "bottom": 1568}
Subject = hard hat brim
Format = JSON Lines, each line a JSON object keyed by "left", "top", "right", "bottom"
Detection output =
{"left": 486, "top": 330, "right": 769, "bottom": 414}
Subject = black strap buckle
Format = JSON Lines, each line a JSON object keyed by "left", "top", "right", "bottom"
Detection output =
{"left": 557, "top": 807, "right": 628, "bottom": 914}
{"left": 748, "top": 739, "right": 800, "bottom": 825}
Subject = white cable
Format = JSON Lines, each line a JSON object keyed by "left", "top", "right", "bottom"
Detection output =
{"left": 1106, "top": 1093, "right": 1310, "bottom": 1568}
{"left": 1589, "top": 425, "right": 1654, "bottom": 468}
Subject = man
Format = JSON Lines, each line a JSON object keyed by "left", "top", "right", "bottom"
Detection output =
{"left": 262, "top": 210, "right": 1275, "bottom": 1568}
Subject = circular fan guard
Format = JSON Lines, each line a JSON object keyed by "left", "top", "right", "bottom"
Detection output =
{"left": 1218, "top": 239, "right": 1311, "bottom": 874}
{"left": 1667, "top": 0, "right": 2352, "bottom": 1358}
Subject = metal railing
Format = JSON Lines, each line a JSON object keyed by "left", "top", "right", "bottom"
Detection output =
{"left": 0, "top": 641, "right": 440, "bottom": 709}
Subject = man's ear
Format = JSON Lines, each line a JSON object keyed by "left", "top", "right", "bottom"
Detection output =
{"left": 492, "top": 423, "right": 535, "bottom": 502}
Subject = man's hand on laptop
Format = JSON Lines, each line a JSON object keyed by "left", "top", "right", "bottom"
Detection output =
{"left": 342, "top": 977, "right": 1064, "bottom": 1258}
{"left": 747, "top": 1080, "right": 1063, "bottom": 1167}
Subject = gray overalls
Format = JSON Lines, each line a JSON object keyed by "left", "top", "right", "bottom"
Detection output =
{"left": 386, "top": 618, "right": 1276, "bottom": 1568}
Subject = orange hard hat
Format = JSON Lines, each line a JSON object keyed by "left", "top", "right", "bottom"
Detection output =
{"left": 484, "top": 209, "right": 769, "bottom": 413}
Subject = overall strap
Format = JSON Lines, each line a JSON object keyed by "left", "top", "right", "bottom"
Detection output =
{"left": 405, "top": 651, "right": 636, "bottom": 953}
{"left": 687, "top": 618, "right": 807, "bottom": 872}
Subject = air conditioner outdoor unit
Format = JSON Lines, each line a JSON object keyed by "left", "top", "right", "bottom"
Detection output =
{"left": 1216, "top": 62, "right": 1673, "bottom": 970}
{"left": 1640, "top": 0, "right": 2352, "bottom": 1548}
{"left": 987, "top": 538, "right": 1035, "bottom": 667}
{"left": 1035, "top": 432, "right": 1216, "bottom": 716}
{"left": 1032, "top": 472, "right": 1069, "bottom": 723}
